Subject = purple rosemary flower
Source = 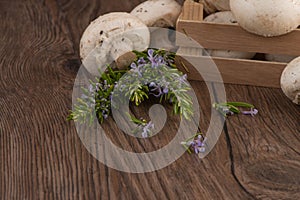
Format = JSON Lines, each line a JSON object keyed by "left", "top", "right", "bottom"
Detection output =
{"left": 163, "top": 87, "right": 169, "bottom": 94}
{"left": 149, "top": 83, "right": 163, "bottom": 97}
{"left": 130, "top": 62, "right": 142, "bottom": 77}
{"left": 178, "top": 74, "right": 188, "bottom": 84}
{"left": 81, "top": 94, "right": 88, "bottom": 100}
{"left": 198, "top": 147, "right": 206, "bottom": 153}
{"left": 147, "top": 49, "right": 166, "bottom": 68}
{"left": 242, "top": 108, "right": 258, "bottom": 116}
{"left": 141, "top": 121, "right": 154, "bottom": 138}
{"left": 149, "top": 81, "right": 169, "bottom": 97}
{"left": 88, "top": 84, "right": 95, "bottom": 94}
{"left": 188, "top": 135, "right": 207, "bottom": 154}
{"left": 137, "top": 57, "right": 146, "bottom": 65}
{"left": 219, "top": 105, "right": 234, "bottom": 116}
{"left": 149, "top": 82, "right": 156, "bottom": 87}
{"left": 147, "top": 49, "right": 155, "bottom": 59}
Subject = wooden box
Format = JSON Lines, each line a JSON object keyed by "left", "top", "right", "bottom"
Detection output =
{"left": 176, "top": 1, "right": 300, "bottom": 88}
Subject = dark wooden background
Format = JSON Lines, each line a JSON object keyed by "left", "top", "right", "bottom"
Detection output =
{"left": 0, "top": 0, "right": 299, "bottom": 199}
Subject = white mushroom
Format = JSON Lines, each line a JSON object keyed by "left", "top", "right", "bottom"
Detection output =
{"left": 265, "top": 54, "right": 297, "bottom": 63}
{"left": 149, "top": 28, "right": 176, "bottom": 51}
{"left": 230, "top": 0, "right": 300, "bottom": 37}
{"left": 80, "top": 12, "right": 150, "bottom": 75}
{"left": 210, "top": 0, "right": 230, "bottom": 11}
{"left": 198, "top": 0, "right": 230, "bottom": 14}
{"left": 280, "top": 56, "right": 300, "bottom": 105}
{"left": 204, "top": 11, "right": 256, "bottom": 59}
{"left": 130, "top": 0, "right": 182, "bottom": 27}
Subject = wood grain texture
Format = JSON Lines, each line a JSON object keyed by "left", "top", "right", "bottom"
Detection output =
{"left": 0, "top": 0, "right": 299, "bottom": 199}
{"left": 220, "top": 84, "right": 300, "bottom": 200}
{"left": 176, "top": 56, "right": 286, "bottom": 88}
{"left": 178, "top": 0, "right": 203, "bottom": 21}
{"left": 177, "top": 20, "right": 300, "bottom": 56}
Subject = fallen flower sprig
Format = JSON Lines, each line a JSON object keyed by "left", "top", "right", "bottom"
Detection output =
{"left": 182, "top": 102, "right": 258, "bottom": 155}
{"left": 128, "top": 114, "right": 155, "bottom": 138}
{"left": 181, "top": 133, "right": 207, "bottom": 154}
{"left": 213, "top": 102, "right": 258, "bottom": 117}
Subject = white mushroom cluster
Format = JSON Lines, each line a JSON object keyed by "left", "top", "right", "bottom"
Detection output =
{"left": 79, "top": 0, "right": 182, "bottom": 74}
{"left": 198, "top": 0, "right": 300, "bottom": 104}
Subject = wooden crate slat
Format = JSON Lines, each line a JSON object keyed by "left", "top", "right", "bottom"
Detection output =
{"left": 177, "top": 20, "right": 300, "bottom": 56}
{"left": 179, "top": 0, "right": 203, "bottom": 21}
{"left": 176, "top": 55, "right": 285, "bottom": 88}
{"left": 175, "top": 0, "right": 296, "bottom": 88}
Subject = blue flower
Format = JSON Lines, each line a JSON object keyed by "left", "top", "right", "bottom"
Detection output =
{"left": 189, "top": 135, "right": 207, "bottom": 154}
{"left": 88, "top": 84, "right": 94, "bottom": 93}
{"left": 141, "top": 121, "right": 154, "bottom": 138}
{"left": 137, "top": 57, "right": 146, "bottom": 65}
{"left": 130, "top": 63, "right": 142, "bottom": 77}
{"left": 95, "top": 83, "right": 101, "bottom": 92}
{"left": 163, "top": 87, "right": 169, "bottom": 94}
{"left": 147, "top": 49, "right": 166, "bottom": 68}
{"left": 149, "top": 82, "right": 156, "bottom": 87}
{"left": 178, "top": 74, "right": 188, "bottom": 85}
{"left": 242, "top": 108, "right": 258, "bottom": 116}
{"left": 150, "top": 84, "right": 163, "bottom": 97}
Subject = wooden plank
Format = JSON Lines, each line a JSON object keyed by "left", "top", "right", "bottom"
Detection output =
{"left": 1, "top": 0, "right": 300, "bottom": 199}
{"left": 222, "top": 84, "right": 300, "bottom": 200}
{"left": 177, "top": 20, "right": 300, "bottom": 56}
{"left": 176, "top": 55, "right": 286, "bottom": 88}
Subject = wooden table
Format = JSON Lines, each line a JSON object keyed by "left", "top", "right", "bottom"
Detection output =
{"left": 1, "top": 0, "right": 299, "bottom": 199}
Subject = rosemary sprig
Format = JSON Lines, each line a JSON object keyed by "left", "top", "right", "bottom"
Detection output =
{"left": 213, "top": 102, "right": 258, "bottom": 117}
{"left": 68, "top": 49, "right": 194, "bottom": 127}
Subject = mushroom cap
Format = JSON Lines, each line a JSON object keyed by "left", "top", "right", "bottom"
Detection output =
{"left": 80, "top": 12, "right": 150, "bottom": 60}
{"left": 230, "top": 0, "right": 300, "bottom": 37}
{"left": 206, "top": 0, "right": 230, "bottom": 12}
{"left": 280, "top": 56, "right": 300, "bottom": 105}
{"left": 149, "top": 28, "right": 176, "bottom": 51}
{"left": 130, "top": 0, "right": 182, "bottom": 27}
{"left": 198, "top": 0, "right": 230, "bottom": 14}
{"left": 204, "top": 11, "right": 237, "bottom": 24}
{"left": 204, "top": 11, "right": 256, "bottom": 59}
{"left": 265, "top": 54, "right": 297, "bottom": 63}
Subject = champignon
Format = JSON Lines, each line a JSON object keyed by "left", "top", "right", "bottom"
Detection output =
{"left": 230, "top": 0, "right": 300, "bottom": 37}
{"left": 210, "top": 0, "right": 230, "bottom": 11}
{"left": 204, "top": 11, "right": 256, "bottom": 59}
{"left": 115, "top": 52, "right": 137, "bottom": 70}
{"left": 80, "top": 12, "right": 150, "bottom": 75}
{"left": 149, "top": 28, "right": 176, "bottom": 51}
{"left": 198, "top": 0, "right": 230, "bottom": 14}
{"left": 280, "top": 56, "right": 300, "bottom": 105}
{"left": 130, "top": 0, "right": 182, "bottom": 27}
{"left": 265, "top": 54, "right": 297, "bottom": 63}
